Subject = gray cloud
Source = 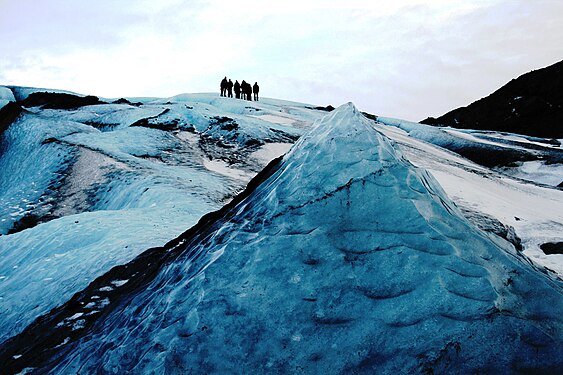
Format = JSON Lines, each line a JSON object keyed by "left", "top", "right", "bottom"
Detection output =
{"left": 1, "top": 0, "right": 562, "bottom": 121}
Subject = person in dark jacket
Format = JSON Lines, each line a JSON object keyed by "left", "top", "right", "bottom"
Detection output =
{"left": 220, "top": 77, "right": 227, "bottom": 97}
{"left": 241, "top": 80, "right": 247, "bottom": 100}
{"left": 253, "top": 82, "right": 259, "bottom": 101}
{"left": 245, "top": 82, "right": 252, "bottom": 101}
{"left": 227, "top": 79, "right": 234, "bottom": 98}
{"left": 234, "top": 80, "right": 241, "bottom": 99}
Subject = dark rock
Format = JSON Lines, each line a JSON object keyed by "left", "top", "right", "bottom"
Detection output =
{"left": 130, "top": 109, "right": 179, "bottom": 131}
{"left": 421, "top": 60, "right": 563, "bottom": 138}
{"left": 362, "top": 111, "right": 378, "bottom": 121}
{"left": 446, "top": 143, "right": 537, "bottom": 168}
{"left": 210, "top": 116, "right": 238, "bottom": 132}
{"left": 111, "top": 98, "right": 142, "bottom": 106}
{"left": 540, "top": 242, "right": 563, "bottom": 255}
{"left": 310, "top": 105, "right": 335, "bottom": 112}
{"left": 0, "top": 101, "right": 23, "bottom": 138}
{"left": 268, "top": 128, "right": 300, "bottom": 143}
{"left": 7, "top": 213, "right": 42, "bottom": 234}
{"left": 112, "top": 98, "right": 133, "bottom": 105}
{"left": 19, "top": 92, "right": 107, "bottom": 110}
{"left": 460, "top": 207, "right": 522, "bottom": 251}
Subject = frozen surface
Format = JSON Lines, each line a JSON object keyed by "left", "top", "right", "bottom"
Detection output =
{"left": 0, "top": 87, "right": 15, "bottom": 102}
{"left": 7, "top": 86, "right": 82, "bottom": 102}
{"left": 1, "top": 88, "right": 562, "bottom": 373}
{"left": 497, "top": 160, "right": 563, "bottom": 187}
{"left": 0, "top": 115, "right": 82, "bottom": 233}
{"left": 0, "top": 86, "right": 16, "bottom": 111}
{"left": 250, "top": 142, "right": 293, "bottom": 166}
{"left": 376, "top": 116, "right": 563, "bottom": 275}
{"left": 26, "top": 104, "right": 562, "bottom": 374}
{"left": 0, "top": 89, "right": 323, "bottom": 343}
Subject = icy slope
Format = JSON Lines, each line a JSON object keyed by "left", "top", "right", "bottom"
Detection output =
{"left": 374, "top": 117, "right": 563, "bottom": 275}
{"left": 0, "top": 86, "right": 16, "bottom": 111}
{"left": 0, "top": 89, "right": 323, "bottom": 343}
{"left": 4, "top": 104, "right": 561, "bottom": 373}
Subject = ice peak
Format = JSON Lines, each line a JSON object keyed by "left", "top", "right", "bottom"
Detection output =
{"left": 271, "top": 102, "right": 406, "bottom": 210}
{"left": 299, "top": 102, "right": 376, "bottom": 143}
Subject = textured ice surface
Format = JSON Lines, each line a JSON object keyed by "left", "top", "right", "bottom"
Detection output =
{"left": 0, "top": 91, "right": 323, "bottom": 343}
{"left": 0, "top": 86, "right": 16, "bottom": 111}
{"left": 375, "top": 116, "right": 563, "bottom": 275}
{"left": 33, "top": 104, "right": 562, "bottom": 374}
{"left": 7, "top": 86, "right": 82, "bottom": 102}
{"left": 0, "top": 114, "right": 82, "bottom": 233}
{"left": 498, "top": 160, "right": 563, "bottom": 187}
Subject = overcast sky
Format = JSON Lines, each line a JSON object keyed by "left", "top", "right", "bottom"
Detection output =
{"left": 1, "top": 0, "right": 562, "bottom": 121}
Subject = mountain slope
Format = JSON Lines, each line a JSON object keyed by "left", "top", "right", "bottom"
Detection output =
{"left": 0, "top": 88, "right": 323, "bottom": 343}
{"left": 421, "top": 60, "right": 563, "bottom": 138}
{"left": 2, "top": 104, "right": 561, "bottom": 374}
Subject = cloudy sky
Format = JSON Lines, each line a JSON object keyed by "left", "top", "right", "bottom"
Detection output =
{"left": 1, "top": 0, "right": 562, "bottom": 121}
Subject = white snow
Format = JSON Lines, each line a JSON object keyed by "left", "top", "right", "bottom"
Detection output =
{"left": 110, "top": 279, "right": 129, "bottom": 288}
{"left": 250, "top": 142, "right": 293, "bottom": 166}
{"left": 54, "top": 337, "right": 71, "bottom": 349}
{"left": 203, "top": 159, "right": 254, "bottom": 182}
{"left": 498, "top": 160, "right": 563, "bottom": 186}
{"left": 249, "top": 113, "right": 297, "bottom": 125}
{"left": 68, "top": 313, "right": 84, "bottom": 320}
{"left": 443, "top": 127, "right": 529, "bottom": 151}
{"left": 0, "top": 86, "right": 16, "bottom": 110}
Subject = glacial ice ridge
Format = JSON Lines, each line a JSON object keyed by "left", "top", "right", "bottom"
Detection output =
{"left": 2, "top": 103, "right": 562, "bottom": 374}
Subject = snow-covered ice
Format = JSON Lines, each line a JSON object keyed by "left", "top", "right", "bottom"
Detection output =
{"left": 0, "top": 88, "right": 562, "bottom": 373}
{"left": 0, "top": 90, "right": 323, "bottom": 342}
{"left": 6, "top": 103, "right": 559, "bottom": 374}
{"left": 375, "top": 116, "right": 563, "bottom": 275}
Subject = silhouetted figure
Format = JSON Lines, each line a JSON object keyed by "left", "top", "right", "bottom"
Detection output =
{"left": 246, "top": 82, "right": 252, "bottom": 101}
{"left": 241, "top": 80, "right": 248, "bottom": 100}
{"left": 227, "top": 79, "right": 233, "bottom": 98}
{"left": 234, "top": 80, "right": 241, "bottom": 99}
{"left": 220, "top": 77, "right": 227, "bottom": 97}
{"left": 253, "top": 82, "right": 259, "bottom": 101}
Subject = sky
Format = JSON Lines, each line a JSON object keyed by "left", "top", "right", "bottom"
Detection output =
{"left": 1, "top": 0, "right": 563, "bottom": 121}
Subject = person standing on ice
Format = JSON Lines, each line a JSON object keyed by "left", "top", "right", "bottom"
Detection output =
{"left": 241, "top": 80, "right": 247, "bottom": 100}
{"left": 253, "top": 82, "right": 259, "bottom": 101}
{"left": 234, "top": 80, "right": 241, "bottom": 99}
{"left": 227, "top": 79, "right": 234, "bottom": 98}
{"left": 220, "top": 77, "right": 227, "bottom": 97}
{"left": 246, "top": 82, "right": 252, "bottom": 101}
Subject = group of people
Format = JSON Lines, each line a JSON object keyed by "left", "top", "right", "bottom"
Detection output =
{"left": 220, "top": 77, "right": 259, "bottom": 101}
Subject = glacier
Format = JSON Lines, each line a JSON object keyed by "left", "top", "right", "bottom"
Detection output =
{"left": 0, "top": 89, "right": 323, "bottom": 343}
{"left": 1, "top": 103, "right": 561, "bottom": 373}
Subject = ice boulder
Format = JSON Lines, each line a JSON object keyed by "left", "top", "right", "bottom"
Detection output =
{"left": 0, "top": 86, "right": 16, "bottom": 111}
{"left": 2, "top": 103, "right": 562, "bottom": 374}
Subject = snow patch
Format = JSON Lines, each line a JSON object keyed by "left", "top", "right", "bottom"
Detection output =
{"left": 203, "top": 159, "right": 254, "bottom": 181}
{"left": 498, "top": 160, "right": 563, "bottom": 186}
{"left": 111, "top": 279, "right": 129, "bottom": 287}
{"left": 249, "top": 113, "right": 296, "bottom": 125}
{"left": 250, "top": 142, "right": 292, "bottom": 166}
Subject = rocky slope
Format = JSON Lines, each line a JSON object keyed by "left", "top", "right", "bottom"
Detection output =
{"left": 422, "top": 60, "right": 563, "bottom": 138}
